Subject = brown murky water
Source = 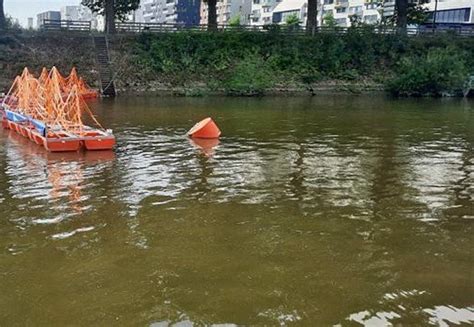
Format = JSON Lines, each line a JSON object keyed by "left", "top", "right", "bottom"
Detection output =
{"left": 0, "top": 96, "right": 473, "bottom": 326}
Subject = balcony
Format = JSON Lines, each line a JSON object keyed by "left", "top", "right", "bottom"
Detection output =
{"left": 335, "top": 0, "right": 349, "bottom": 8}
{"left": 251, "top": 10, "right": 261, "bottom": 18}
{"left": 261, "top": 0, "right": 274, "bottom": 7}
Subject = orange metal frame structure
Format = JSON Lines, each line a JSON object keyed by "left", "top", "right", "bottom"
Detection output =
{"left": 1, "top": 67, "right": 114, "bottom": 152}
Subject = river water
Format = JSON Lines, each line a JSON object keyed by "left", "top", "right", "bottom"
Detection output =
{"left": 0, "top": 96, "right": 473, "bottom": 326}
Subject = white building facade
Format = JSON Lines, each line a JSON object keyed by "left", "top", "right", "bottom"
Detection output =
{"left": 271, "top": 0, "right": 307, "bottom": 24}
{"left": 59, "top": 5, "right": 105, "bottom": 30}
{"left": 319, "top": 0, "right": 474, "bottom": 28}
{"left": 200, "top": 0, "right": 252, "bottom": 25}
{"left": 423, "top": 0, "right": 474, "bottom": 24}
{"left": 250, "top": 0, "right": 283, "bottom": 25}
{"left": 138, "top": 0, "right": 201, "bottom": 25}
{"left": 268, "top": 0, "right": 474, "bottom": 28}
{"left": 37, "top": 11, "right": 61, "bottom": 28}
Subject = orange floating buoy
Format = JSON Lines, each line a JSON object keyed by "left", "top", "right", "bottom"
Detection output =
{"left": 187, "top": 117, "right": 221, "bottom": 139}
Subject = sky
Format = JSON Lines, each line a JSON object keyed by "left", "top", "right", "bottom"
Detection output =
{"left": 5, "top": 0, "right": 81, "bottom": 27}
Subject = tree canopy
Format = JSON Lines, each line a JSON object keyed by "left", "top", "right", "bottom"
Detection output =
{"left": 81, "top": 0, "right": 140, "bottom": 21}
{"left": 285, "top": 14, "right": 301, "bottom": 26}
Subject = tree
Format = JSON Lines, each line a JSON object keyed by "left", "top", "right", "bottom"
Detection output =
{"left": 395, "top": 0, "right": 429, "bottom": 30}
{"left": 349, "top": 14, "right": 363, "bottom": 27}
{"left": 81, "top": 0, "right": 140, "bottom": 34}
{"left": 204, "top": 0, "right": 217, "bottom": 31}
{"left": 323, "top": 12, "right": 337, "bottom": 28}
{"left": 395, "top": 0, "right": 408, "bottom": 30}
{"left": 229, "top": 15, "right": 240, "bottom": 27}
{"left": 407, "top": 4, "right": 428, "bottom": 25}
{"left": 0, "top": 0, "right": 6, "bottom": 31}
{"left": 306, "top": 0, "right": 318, "bottom": 34}
{"left": 285, "top": 14, "right": 301, "bottom": 27}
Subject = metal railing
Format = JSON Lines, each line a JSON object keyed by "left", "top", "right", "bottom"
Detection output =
{"left": 115, "top": 22, "right": 474, "bottom": 37}
{"left": 39, "top": 20, "right": 474, "bottom": 37}
{"left": 41, "top": 19, "right": 91, "bottom": 32}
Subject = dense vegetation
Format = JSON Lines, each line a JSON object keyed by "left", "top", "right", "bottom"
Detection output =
{"left": 113, "top": 29, "right": 473, "bottom": 96}
{"left": 0, "top": 30, "right": 472, "bottom": 97}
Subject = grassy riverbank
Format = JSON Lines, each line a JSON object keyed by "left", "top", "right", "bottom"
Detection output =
{"left": 110, "top": 30, "right": 473, "bottom": 96}
{"left": 1, "top": 30, "right": 473, "bottom": 96}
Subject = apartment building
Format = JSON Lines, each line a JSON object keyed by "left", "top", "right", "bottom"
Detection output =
{"left": 270, "top": 0, "right": 375, "bottom": 26}
{"left": 423, "top": 0, "right": 474, "bottom": 24}
{"left": 61, "top": 6, "right": 88, "bottom": 21}
{"left": 250, "top": 0, "right": 283, "bottom": 25}
{"left": 200, "top": 0, "right": 252, "bottom": 25}
{"left": 37, "top": 11, "right": 61, "bottom": 28}
{"left": 60, "top": 5, "right": 106, "bottom": 30}
{"left": 319, "top": 0, "right": 390, "bottom": 27}
{"left": 321, "top": 0, "right": 474, "bottom": 27}
{"left": 139, "top": 0, "right": 201, "bottom": 25}
{"left": 272, "top": 0, "right": 307, "bottom": 24}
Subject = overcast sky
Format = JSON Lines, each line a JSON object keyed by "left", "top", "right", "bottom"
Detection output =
{"left": 5, "top": 0, "right": 81, "bottom": 27}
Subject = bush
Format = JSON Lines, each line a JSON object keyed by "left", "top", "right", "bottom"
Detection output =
{"left": 224, "top": 54, "right": 274, "bottom": 96}
{"left": 125, "top": 31, "right": 474, "bottom": 97}
{"left": 386, "top": 48, "right": 469, "bottom": 96}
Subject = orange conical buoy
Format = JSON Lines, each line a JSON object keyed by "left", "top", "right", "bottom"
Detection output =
{"left": 187, "top": 117, "right": 221, "bottom": 139}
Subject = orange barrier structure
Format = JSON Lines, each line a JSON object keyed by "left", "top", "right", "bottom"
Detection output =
{"left": 65, "top": 67, "right": 99, "bottom": 99}
{"left": 1, "top": 67, "right": 114, "bottom": 152}
{"left": 187, "top": 117, "right": 221, "bottom": 139}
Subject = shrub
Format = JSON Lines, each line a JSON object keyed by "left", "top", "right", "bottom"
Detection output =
{"left": 126, "top": 31, "right": 474, "bottom": 97}
{"left": 323, "top": 13, "right": 337, "bottom": 28}
{"left": 224, "top": 54, "right": 274, "bottom": 96}
{"left": 229, "top": 16, "right": 241, "bottom": 27}
{"left": 386, "top": 48, "right": 469, "bottom": 96}
{"left": 285, "top": 14, "right": 301, "bottom": 27}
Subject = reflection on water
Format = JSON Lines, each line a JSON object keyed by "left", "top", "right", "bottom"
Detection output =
{"left": 344, "top": 289, "right": 474, "bottom": 327}
{"left": 189, "top": 138, "right": 220, "bottom": 157}
{"left": 2, "top": 130, "right": 115, "bottom": 228}
{"left": 0, "top": 96, "right": 472, "bottom": 325}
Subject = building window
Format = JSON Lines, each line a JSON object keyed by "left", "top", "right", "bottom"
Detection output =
{"left": 428, "top": 8, "right": 471, "bottom": 23}
{"left": 349, "top": 6, "right": 363, "bottom": 14}
{"left": 272, "top": 12, "right": 282, "bottom": 23}
{"left": 253, "top": 0, "right": 260, "bottom": 4}
{"left": 365, "top": 3, "right": 378, "bottom": 10}
{"left": 336, "top": 7, "right": 346, "bottom": 13}
{"left": 335, "top": 17, "right": 346, "bottom": 26}
{"left": 363, "top": 14, "right": 378, "bottom": 23}
{"left": 324, "top": 0, "right": 334, "bottom": 4}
